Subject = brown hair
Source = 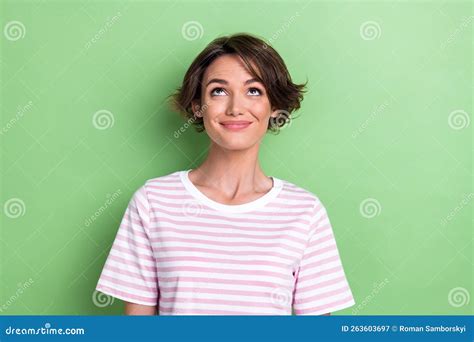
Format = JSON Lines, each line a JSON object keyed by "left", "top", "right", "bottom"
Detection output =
{"left": 168, "top": 32, "right": 307, "bottom": 133}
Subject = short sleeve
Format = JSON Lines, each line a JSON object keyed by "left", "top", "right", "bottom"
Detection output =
{"left": 292, "top": 200, "right": 355, "bottom": 315}
{"left": 95, "top": 185, "right": 159, "bottom": 306}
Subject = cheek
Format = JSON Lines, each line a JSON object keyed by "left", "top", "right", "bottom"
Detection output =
{"left": 253, "top": 101, "right": 273, "bottom": 121}
{"left": 203, "top": 105, "right": 223, "bottom": 123}
{"left": 203, "top": 98, "right": 227, "bottom": 118}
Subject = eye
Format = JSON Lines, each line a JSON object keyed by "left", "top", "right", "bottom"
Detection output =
{"left": 248, "top": 87, "right": 263, "bottom": 96}
{"left": 210, "top": 87, "right": 226, "bottom": 96}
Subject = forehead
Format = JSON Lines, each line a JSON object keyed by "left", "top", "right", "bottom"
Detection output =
{"left": 203, "top": 54, "right": 259, "bottom": 82}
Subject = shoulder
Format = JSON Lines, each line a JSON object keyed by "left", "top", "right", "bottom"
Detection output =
{"left": 277, "top": 177, "right": 329, "bottom": 222}
{"left": 144, "top": 171, "right": 182, "bottom": 187}
{"left": 143, "top": 171, "right": 181, "bottom": 192}
{"left": 278, "top": 177, "right": 322, "bottom": 207}
{"left": 131, "top": 170, "right": 184, "bottom": 202}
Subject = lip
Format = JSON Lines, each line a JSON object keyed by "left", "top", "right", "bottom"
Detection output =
{"left": 219, "top": 121, "right": 252, "bottom": 131}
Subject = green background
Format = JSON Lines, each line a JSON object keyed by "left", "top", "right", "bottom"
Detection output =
{"left": 1, "top": 0, "right": 472, "bottom": 315}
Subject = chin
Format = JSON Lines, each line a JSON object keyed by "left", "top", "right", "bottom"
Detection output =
{"left": 213, "top": 136, "right": 257, "bottom": 151}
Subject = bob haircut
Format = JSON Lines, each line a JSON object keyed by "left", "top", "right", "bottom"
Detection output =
{"left": 169, "top": 32, "right": 307, "bottom": 133}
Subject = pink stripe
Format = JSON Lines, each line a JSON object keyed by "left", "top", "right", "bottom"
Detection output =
{"left": 303, "top": 254, "right": 341, "bottom": 270}
{"left": 294, "top": 295, "right": 354, "bottom": 315}
{"left": 157, "top": 266, "right": 291, "bottom": 280}
{"left": 157, "top": 256, "right": 290, "bottom": 269}
{"left": 148, "top": 197, "right": 314, "bottom": 217}
{"left": 99, "top": 274, "right": 158, "bottom": 294}
{"left": 294, "top": 284, "right": 350, "bottom": 304}
{"left": 156, "top": 226, "right": 307, "bottom": 245}
{"left": 115, "top": 233, "right": 152, "bottom": 251}
{"left": 151, "top": 213, "right": 309, "bottom": 233}
{"left": 107, "top": 254, "right": 156, "bottom": 272}
{"left": 158, "top": 276, "right": 278, "bottom": 288}
{"left": 150, "top": 207, "right": 311, "bottom": 226}
{"left": 147, "top": 176, "right": 180, "bottom": 184}
{"left": 159, "top": 286, "right": 270, "bottom": 298}
{"left": 278, "top": 194, "right": 315, "bottom": 202}
{"left": 157, "top": 246, "right": 295, "bottom": 260}
{"left": 283, "top": 186, "right": 311, "bottom": 195}
{"left": 297, "top": 265, "right": 343, "bottom": 283}
{"left": 159, "top": 306, "right": 274, "bottom": 315}
{"left": 267, "top": 202, "right": 311, "bottom": 209}
{"left": 117, "top": 224, "right": 149, "bottom": 239}
{"left": 310, "top": 232, "right": 334, "bottom": 245}
{"left": 109, "top": 246, "right": 156, "bottom": 265}
{"left": 305, "top": 243, "right": 337, "bottom": 259}
{"left": 294, "top": 275, "right": 347, "bottom": 294}
{"left": 153, "top": 237, "right": 301, "bottom": 253}
{"left": 97, "top": 284, "right": 157, "bottom": 305}
{"left": 150, "top": 203, "right": 312, "bottom": 219}
{"left": 152, "top": 219, "right": 308, "bottom": 235}
{"left": 104, "top": 264, "right": 158, "bottom": 282}
{"left": 147, "top": 185, "right": 184, "bottom": 191}
{"left": 160, "top": 296, "right": 278, "bottom": 308}
{"left": 305, "top": 244, "right": 337, "bottom": 259}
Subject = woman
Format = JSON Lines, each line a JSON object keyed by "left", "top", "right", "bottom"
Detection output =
{"left": 95, "top": 33, "right": 355, "bottom": 315}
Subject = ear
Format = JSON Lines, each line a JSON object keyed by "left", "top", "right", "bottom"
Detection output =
{"left": 191, "top": 100, "right": 202, "bottom": 117}
{"left": 270, "top": 108, "right": 280, "bottom": 119}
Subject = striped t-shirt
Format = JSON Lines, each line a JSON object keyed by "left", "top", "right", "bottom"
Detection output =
{"left": 96, "top": 169, "right": 355, "bottom": 315}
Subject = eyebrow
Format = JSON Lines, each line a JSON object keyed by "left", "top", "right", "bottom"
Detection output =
{"left": 205, "top": 78, "right": 261, "bottom": 87}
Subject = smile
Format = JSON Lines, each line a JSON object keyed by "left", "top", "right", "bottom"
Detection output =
{"left": 219, "top": 121, "right": 252, "bottom": 131}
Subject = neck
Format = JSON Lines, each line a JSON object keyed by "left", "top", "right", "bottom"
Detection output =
{"left": 191, "top": 141, "right": 271, "bottom": 197}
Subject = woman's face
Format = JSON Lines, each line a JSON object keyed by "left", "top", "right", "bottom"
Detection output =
{"left": 192, "top": 54, "right": 278, "bottom": 151}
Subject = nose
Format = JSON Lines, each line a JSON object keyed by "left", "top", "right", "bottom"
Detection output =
{"left": 226, "top": 93, "right": 245, "bottom": 116}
